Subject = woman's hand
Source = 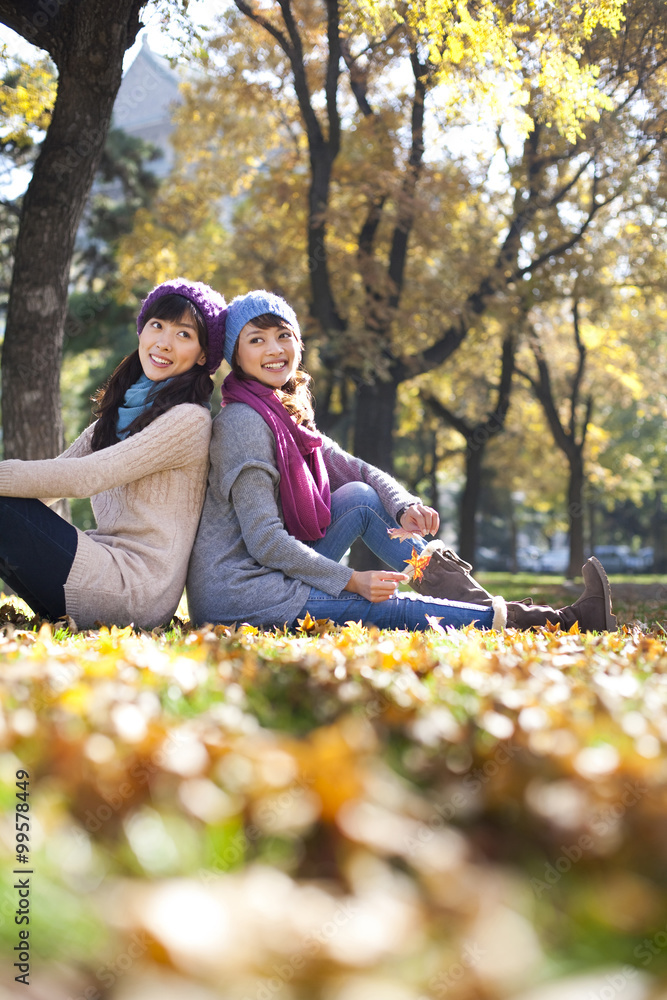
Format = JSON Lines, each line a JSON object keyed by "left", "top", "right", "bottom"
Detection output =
{"left": 345, "top": 570, "right": 409, "bottom": 603}
{"left": 399, "top": 503, "right": 440, "bottom": 537}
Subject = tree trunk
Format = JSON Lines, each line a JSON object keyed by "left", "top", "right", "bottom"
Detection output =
{"left": 353, "top": 377, "right": 398, "bottom": 473}
{"left": 509, "top": 493, "right": 518, "bottom": 573}
{"left": 0, "top": 0, "right": 144, "bottom": 459}
{"left": 653, "top": 490, "right": 665, "bottom": 573}
{"left": 428, "top": 430, "right": 439, "bottom": 515}
{"left": 459, "top": 443, "right": 484, "bottom": 565}
{"left": 349, "top": 377, "right": 398, "bottom": 571}
{"left": 588, "top": 495, "right": 597, "bottom": 559}
{"left": 567, "top": 449, "right": 585, "bottom": 578}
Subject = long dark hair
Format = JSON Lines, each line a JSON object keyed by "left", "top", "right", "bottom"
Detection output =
{"left": 231, "top": 312, "right": 315, "bottom": 429}
{"left": 91, "top": 294, "right": 214, "bottom": 452}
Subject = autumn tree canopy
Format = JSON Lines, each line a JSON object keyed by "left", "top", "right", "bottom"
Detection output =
{"left": 113, "top": 0, "right": 667, "bottom": 562}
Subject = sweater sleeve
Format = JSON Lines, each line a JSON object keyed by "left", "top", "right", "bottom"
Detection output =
{"left": 321, "top": 433, "right": 420, "bottom": 520}
{"left": 58, "top": 423, "right": 96, "bottom": 460}
{"left": 36, "top": 424, "right": 96, "bottom": 505}
{"left": 216, "top": 406, "right": 353, "bottom": 597}
{"left": 0, "top": 405, "right": 211, "bottom": 500}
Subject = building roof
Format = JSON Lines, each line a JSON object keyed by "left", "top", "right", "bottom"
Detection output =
{"left": 113, "top": 37, "right": 183, "bottom": 174}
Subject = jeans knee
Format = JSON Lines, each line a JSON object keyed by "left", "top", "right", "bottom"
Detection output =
{"left": 331, "top": 482, "right": 379, "bottom": 507}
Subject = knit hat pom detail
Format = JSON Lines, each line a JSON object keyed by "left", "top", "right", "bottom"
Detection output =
{"left": 137, "top": 278, "right": 227, "bottom": 375}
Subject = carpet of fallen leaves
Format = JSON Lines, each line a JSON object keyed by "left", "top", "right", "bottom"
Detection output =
{"left": 1, "top": 596, "right": 667, "bottom": 1000}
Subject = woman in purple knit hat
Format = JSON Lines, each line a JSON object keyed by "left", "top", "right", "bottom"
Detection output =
{"left": 0, "top": 278, "right": 226, "bottom": 630}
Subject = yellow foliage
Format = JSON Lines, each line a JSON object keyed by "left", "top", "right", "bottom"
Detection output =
{"left": 341, "top": 0, "right": 625, "bottom": 140}
{"left": 537, "top": 52, "right": 613, "bottom": 142}
{"left": 603, "top": 363, "right": 643, "bottom": 399}
{"left": 0, "top": 51, "right": 56, "bottom": 147}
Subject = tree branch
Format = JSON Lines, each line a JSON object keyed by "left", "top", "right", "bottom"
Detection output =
{"left": 387, "top": 48, "right": 427, "bottom": 308}
{"left": 324, "top": 0, "right": 341, "bottom": 156}
{"left": 340, "top": 35, "right": 374, "bottom": 117}
{"left": 422, "top": 391, "right": 471, "bottom": 440}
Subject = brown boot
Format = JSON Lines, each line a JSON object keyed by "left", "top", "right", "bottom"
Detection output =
{"left": 502, "top": 557, "right": 616, "bottom": 632}
{"left": 409, "top": 540, "right": 496, "bottom": 605}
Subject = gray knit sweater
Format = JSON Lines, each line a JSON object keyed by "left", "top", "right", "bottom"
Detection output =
{"left": 0, "top": 404, "right": 211, "bottom": 630}
{"left": 186, "top": 402, "right": 420, "bottom": 628}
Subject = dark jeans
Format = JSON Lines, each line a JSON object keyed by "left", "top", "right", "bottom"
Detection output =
{"left": 0, "top": 497, "right": 78, "bottom": 619}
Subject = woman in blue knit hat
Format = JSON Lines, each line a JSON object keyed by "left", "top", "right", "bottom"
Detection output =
{"left": 0, "top": 278, "right": 227, "bottom": 630}
{"left": 187, "top": 289, "right": 615, "bottom": 633}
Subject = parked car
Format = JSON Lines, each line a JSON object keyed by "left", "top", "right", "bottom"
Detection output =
{"left": 516, "top": 546, "right": 543, "bottom": 572}
{"left": 475, "top": 547, "right": 510, "bottom": 571}
{"left": 593, "top": 545, "right": 654, "bottom": 573}
{"left": 592, "top": 545, "right": 631, "bottom": 573}
{"left": 624, "top": 547, "right": 654, "bottom": 572}
{"left": 536, "top": 548, "right": 570, "bottom": 574}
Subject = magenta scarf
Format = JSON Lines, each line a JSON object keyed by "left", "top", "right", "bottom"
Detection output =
{"left": 222, "top": 373, "right": 331, "bottom": 541}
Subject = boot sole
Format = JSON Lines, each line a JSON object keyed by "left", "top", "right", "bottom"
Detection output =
{"left": 587, "top": 556, "right": 617, "bottom": 631}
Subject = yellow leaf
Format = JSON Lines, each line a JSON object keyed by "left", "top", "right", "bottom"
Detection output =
{"left": 404, "top": 547, "right": 431, "bottom": 584}
{"left": 425, "top": 614, "right": 447, "bottom": 635}
{"left": 342, "top": 620, "right": 367, "bottom": 643}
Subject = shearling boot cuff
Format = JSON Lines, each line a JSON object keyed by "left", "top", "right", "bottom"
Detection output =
{"left": 491, "top": 595, "right": 507, "bottom": 630}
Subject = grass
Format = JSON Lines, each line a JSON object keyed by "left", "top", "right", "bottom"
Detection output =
{"left": 0, "top": 590, "right": 667, "bottom": 999}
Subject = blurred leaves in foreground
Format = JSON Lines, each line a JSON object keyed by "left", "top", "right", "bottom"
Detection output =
{"left": 1, "top": 598, "right": 667, "bottom": 998}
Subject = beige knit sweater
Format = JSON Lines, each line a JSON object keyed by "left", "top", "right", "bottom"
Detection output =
{"left": 0, "top": 404, "right": 211, "bottom": 630}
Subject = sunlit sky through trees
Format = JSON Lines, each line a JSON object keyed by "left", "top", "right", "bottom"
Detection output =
{"left": 0, "top": 0, "right": 510, "bottom": 199}
{"left": 0, "top": 0, "right": 229, "bottom": 198}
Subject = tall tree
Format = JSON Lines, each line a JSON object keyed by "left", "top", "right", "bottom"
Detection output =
{"left": 517, "top": 300, "right": 591, "bottom": 578}
{"left": 226, "top": 0, "right": 635, "bottom": 475}
{"left": 421, "top": 329, "right": 516, "bottom": 563}
{"left": 0, "top": 0, "right": 148, "bottom": 459}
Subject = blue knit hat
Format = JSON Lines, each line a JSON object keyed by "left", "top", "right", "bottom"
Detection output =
{"left": 223, "top": 290, "right": 300, "bottom": 366}
{"left": 137, "top": 278, "right": 227, "bottom": 374}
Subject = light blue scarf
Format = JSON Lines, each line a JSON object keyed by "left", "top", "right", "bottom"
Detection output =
{"left": 116, "top": 373, "right": 170, "bottom": 440}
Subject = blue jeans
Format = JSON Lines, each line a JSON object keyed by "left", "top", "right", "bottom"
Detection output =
{"left": 0, "top": 497, "right": 78, "bottom": 619}
{"left": 295, "top": 483, "right": 493, "bottom": 631}
{"left": 307, "top": 481, "right": 426, "bottom": 569}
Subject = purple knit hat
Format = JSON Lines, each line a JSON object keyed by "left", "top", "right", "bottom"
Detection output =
{"left": 137, "top": 278, "right": 227, "bottom": 374}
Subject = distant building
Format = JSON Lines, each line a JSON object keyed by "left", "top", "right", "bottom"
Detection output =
{"left": 112, "top": 36, "right": 182, "bottom": 177}
{"left": 74, "top": 39, "right": 184, "bottom": 276}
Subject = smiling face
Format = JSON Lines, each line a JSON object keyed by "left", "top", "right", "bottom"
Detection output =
{"left": 235, "top": 319, "right": 300, "bottom": 389}
{"left": 138, "top": 311, "right": 207, "bottom": 381}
